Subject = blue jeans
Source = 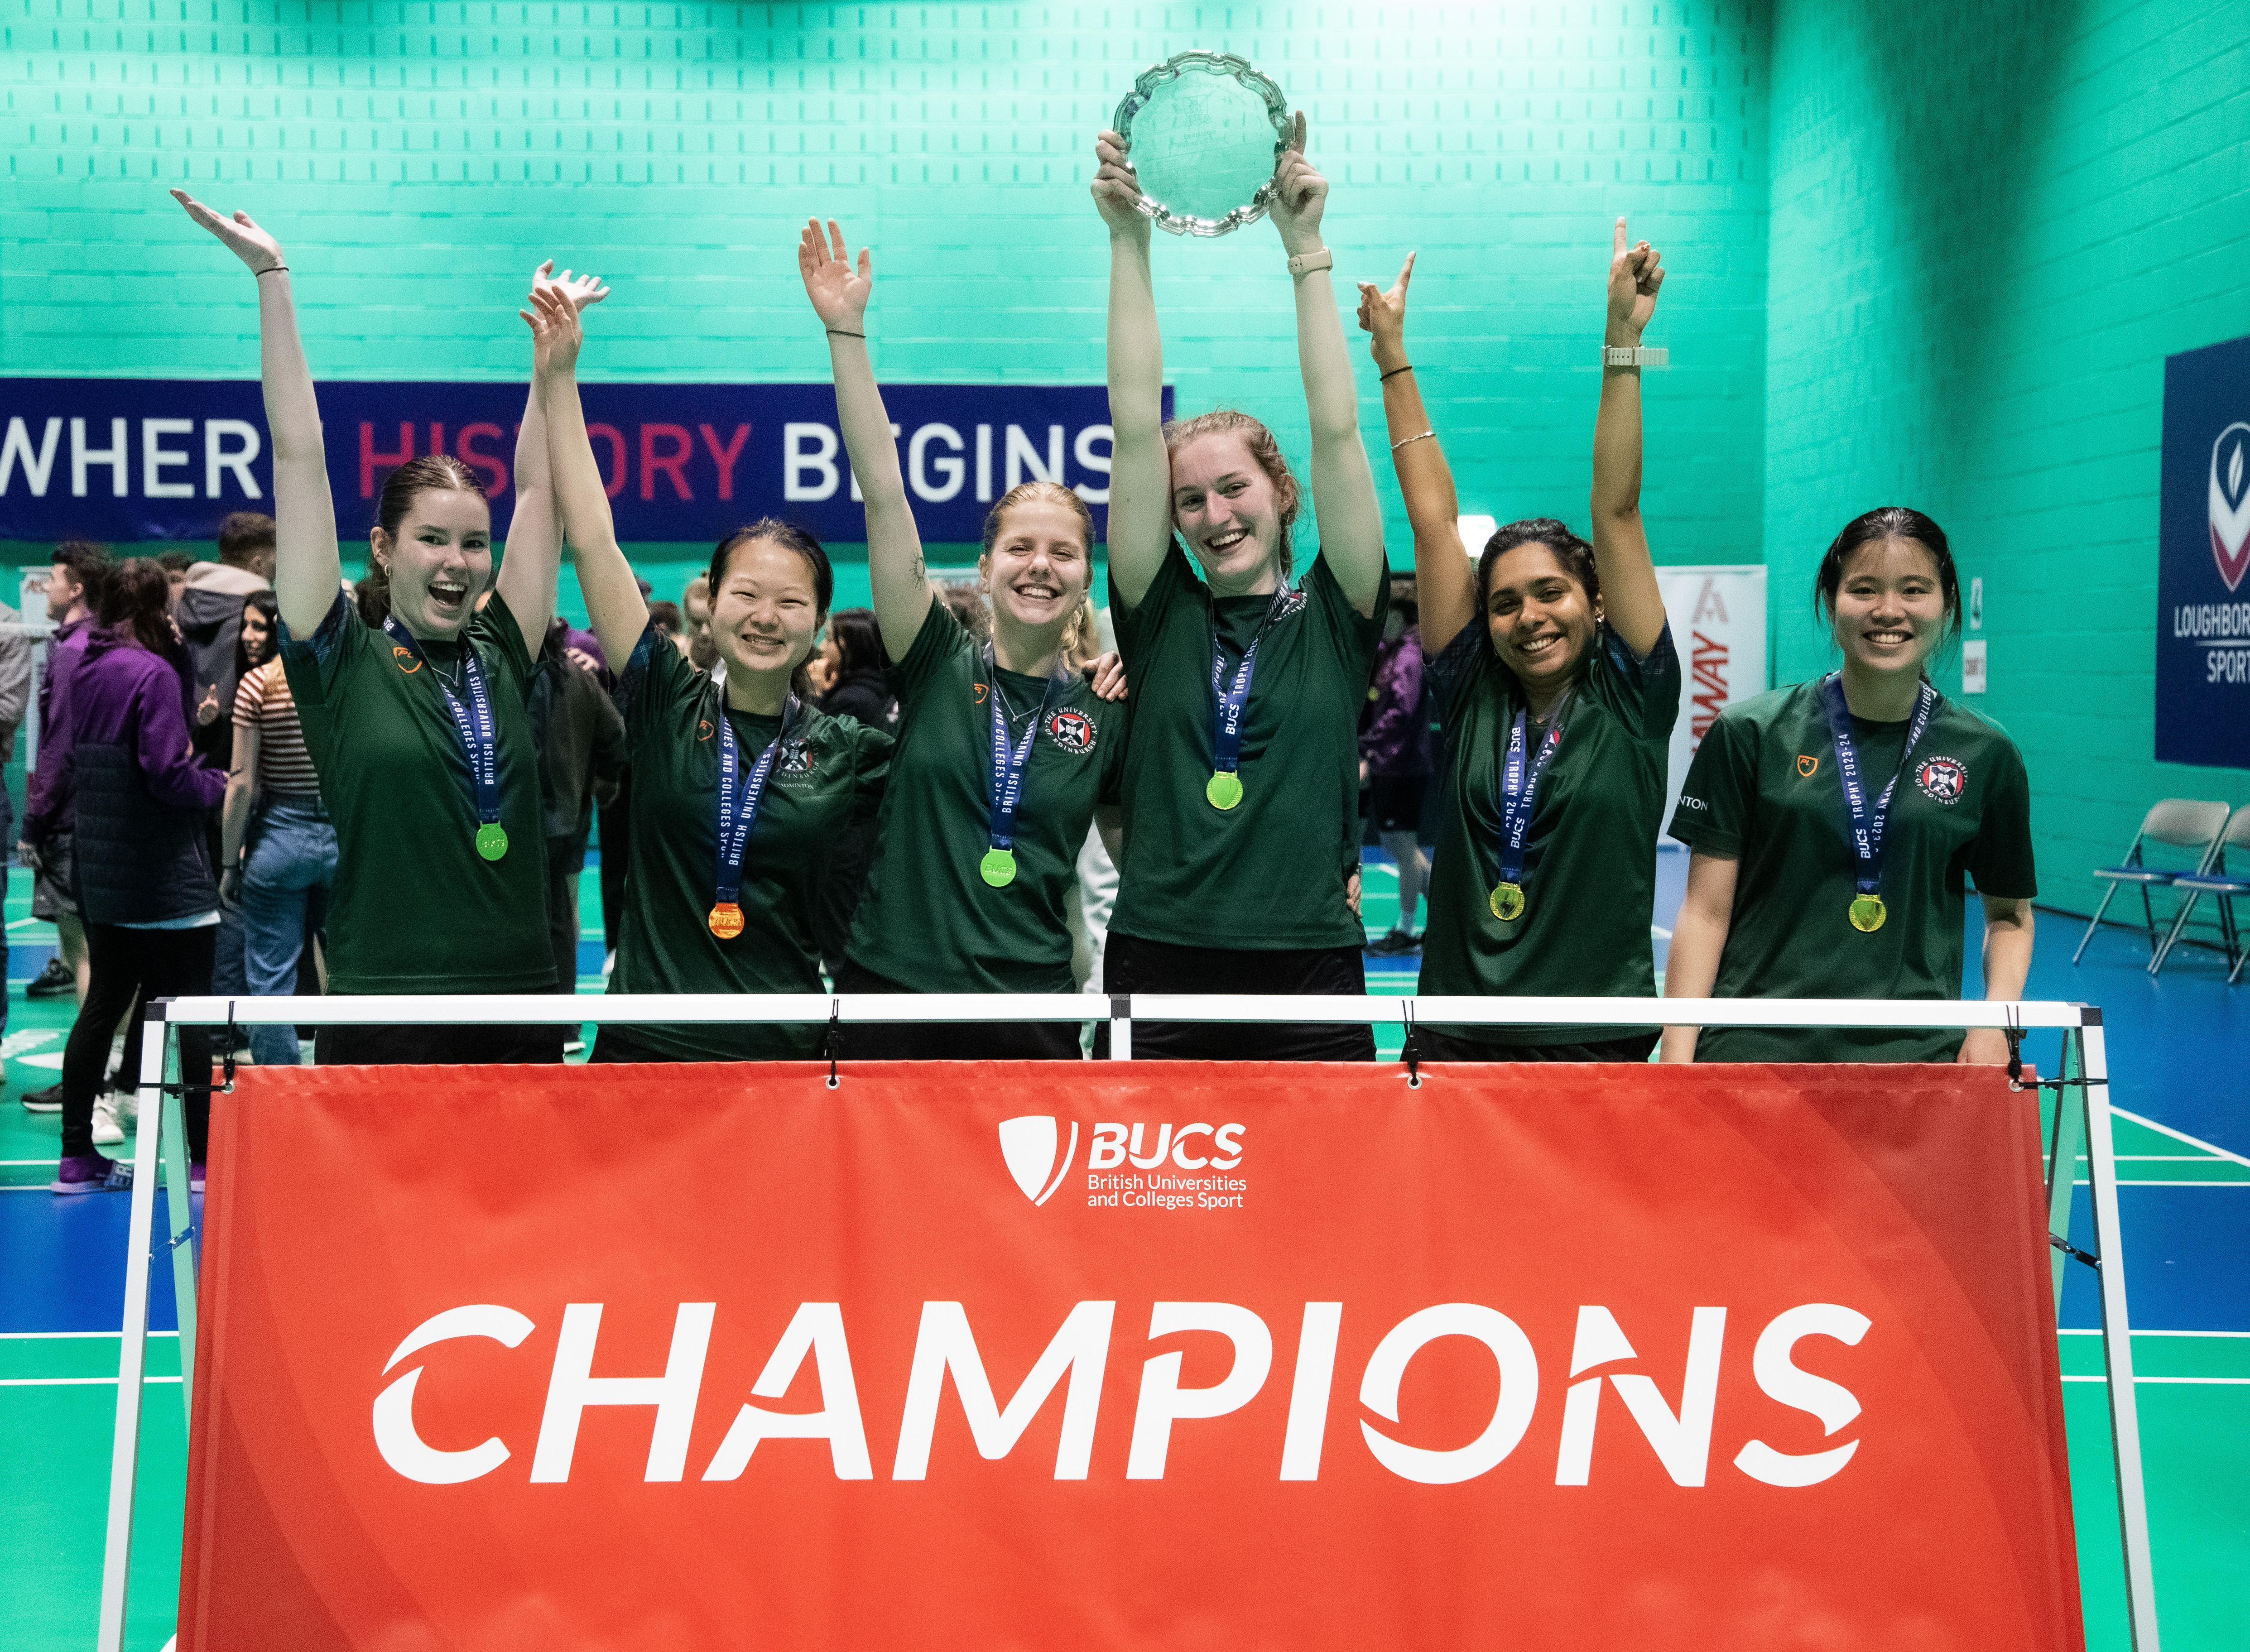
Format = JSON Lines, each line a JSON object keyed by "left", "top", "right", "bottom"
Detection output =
{"left": 239, "top": 798, "right": 337, "bottom": 1068}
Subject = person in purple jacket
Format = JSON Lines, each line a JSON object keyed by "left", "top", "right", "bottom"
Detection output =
{"left": 27, "top": 561, "right": 227, "bottom": 1193}
{"left": 1361, "top": 575, "right": 1432, "bottom": 956}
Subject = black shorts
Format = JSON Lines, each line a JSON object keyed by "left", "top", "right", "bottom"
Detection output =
{"left": 1099, "top": 933, "right": 1375, "bottom": 1061}
{"left": 1367, "top": 774, "right": 1425, "bottom": 834}
{"left": 587, "top": 1025, "right": 683, "bottom": 1063}
{"left": 1411, "top": 1027, "right": 1659, "bottom": 1064}
{"left": 831, "top": 959, "right": 1086, "bottom": 1060}
{"left": 313, "top": 1021, "right": 567, "bottom": 1066}
{"left": 30, "top": 830, "right": 77, "bottom": 922}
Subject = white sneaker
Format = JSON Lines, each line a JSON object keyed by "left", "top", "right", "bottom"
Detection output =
{"left": 112, "top": 1089, "right": 139, "bottom": 1130}
{"left": 91, "top": 1096, "right": 124, "bottom": 1146}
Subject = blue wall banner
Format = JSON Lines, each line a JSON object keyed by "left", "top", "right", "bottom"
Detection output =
{"left": 2156, "top": 335, "right": 2250, "bottom": 769}
{"left": 0, "top": 379, "right": 1159, "bottom": 547}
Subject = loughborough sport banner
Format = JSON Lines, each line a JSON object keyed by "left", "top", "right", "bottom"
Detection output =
{"left": 0, "top": 378, "right": 1154, "bottom": 547}
{"left": 181, "top": 1061, "right": 2082, "bottom": 1649}
{"left": 2156, "top": 334, "right": 2250, "bottom": 768}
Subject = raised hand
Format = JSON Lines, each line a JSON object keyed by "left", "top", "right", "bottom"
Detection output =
{"left": 522, "top": 283, "right": 586, "bottom": 377}
{"left": 1269, "top": 112, "right": 1327, "bottom": 255}
{"left": 1355, "top": 250, "right": 1417, "bottom": 370}
{"left": 1090, "top": 130, "right": 1147, "bottom": 238}
{"left": 533, "top": 259, "right": 610, "bottom": 316}
{"left": 170, "top": 189, "right": 284, "bottom": 274}
{"left": 1606, "top": 217, "right": 1665, "bottom": 341}
{"left": 798, "top": 218, "right": 873, "bottom": 331}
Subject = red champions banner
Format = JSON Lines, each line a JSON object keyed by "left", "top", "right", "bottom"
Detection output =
{"left": 181, "top": 1062, "right": 2082, "bottom": 1649}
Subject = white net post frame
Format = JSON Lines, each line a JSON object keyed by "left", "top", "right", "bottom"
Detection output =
{"left": 97, "top": 996, "right": 2154, "bottom": 1652}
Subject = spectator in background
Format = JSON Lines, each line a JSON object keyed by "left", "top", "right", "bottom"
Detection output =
{"left": 529, "top": 616, "right": 627, "bottom": 998}
{"left": 157, "top": 550, "right": 195, "bottom": 613}
{"left": 0, "top": 576, "right": 35, "bottom": 1090}
{"left": 179, "top": 512, "right": 277, "bottom": 771}
{"left": 19, "top": 542, "right": 111, "bottom": 1110}
{"left": 37, "top": 560, "right": 225, "bottom": 1193}
{"left": 1361, "top": 574, "right": 1432, "bottom": 955}
{"left": 811, "top": 607, "right": 899, "bottom": 973}
{"left": 682, "top": 574, "right": 720, "bottom": 672}
{"left": 938, "top": 581, "right": 990, "bottom": 642}
{"left": 648, "top": 598, "right": 683, "bottom": 648}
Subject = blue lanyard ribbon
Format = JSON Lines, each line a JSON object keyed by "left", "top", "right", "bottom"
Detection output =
{"left": 714, "top": 694, "right": 799, "bottom": 905}
{"left": 985, "top": 645, "right": 1066, "bottom": 854}
{"left": 1496, "top": 699, "right": 1568, "bottom": 887}
{"left": 1208, "top": 590, "right": 1288, "bottom": 778}
{"left": 383, "top": 616, "right": 500, "bottom": 828}
{"left": 1818, "top": 673, "right": 1939, "bottom": 898}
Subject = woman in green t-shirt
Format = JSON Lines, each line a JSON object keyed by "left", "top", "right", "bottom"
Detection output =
{"left": 1092, "top": 117, "right": 1391, "bottom": 1061}
{"left": 799, "top": 219, "right": 1129, "bottom": 1058}
{"left": 526, "top": 285, "right": 894, "bottom": 1062}
{"left": 1360, "top": 220, "right": 1683, "bottom": 1061}
{"left": 1662, "top": 509, "right": 2037, "bottom": 1063}
{"left": 175, "top": 191, "right": 597, "bottom": 1065}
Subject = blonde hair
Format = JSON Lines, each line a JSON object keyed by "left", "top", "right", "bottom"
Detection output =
{"left": 980, "top": 481, "right": 1095, "bottom": 558}
{"left": 1061, "top": 596, "right": 1100, "bottom": 667}
{"left": 1161, "top": 409, "right": 1303, "bottom": 580}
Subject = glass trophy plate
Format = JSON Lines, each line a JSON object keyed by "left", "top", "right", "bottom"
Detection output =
{"left": 1112, "top": 50, "right": 1292, "bottom": 237}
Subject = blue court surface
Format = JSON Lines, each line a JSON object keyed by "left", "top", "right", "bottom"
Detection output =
{"left": 1, "top": 845, "right": 2243, "bottom": 1648}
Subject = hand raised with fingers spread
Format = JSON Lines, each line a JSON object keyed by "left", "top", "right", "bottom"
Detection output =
{"left": 1269, "top": 111, "right": 1327, "bottom": 255}
{"left": 1606, "top": 217, "right": 1665, "bottom": 341}
{"left": 532, "top": 259, "right": 611, "bottom": 317}
{"left": 1090, "top": 129, "right": 1147, "bottom": 239}
{"left": 798, "top": 217, "right": 873, "bottom": 331}
{"left": 1355, "top": 250, "right": 1417, "bottom": 370}
{"left": 170, "top": 188, "right": 285, "bottom": 274}
{"left": 522, "top": 283, "right": 586, "bottom": 378}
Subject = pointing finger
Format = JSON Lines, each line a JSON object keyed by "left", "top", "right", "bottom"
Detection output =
{"left": 1613, "top": 216, "right": 1628, "bottom": 259}
{"left": 1291, "top": 109, "right": 1307, "bottom": 153}
{"left": 1398, "top": 249, "right": 1418, "bottom": 292}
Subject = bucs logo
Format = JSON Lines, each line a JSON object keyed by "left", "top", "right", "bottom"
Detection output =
{"left": 2211, "top": 422, "right": 2250, "bottom": 593}
{"left": 1046, "top": 708, "right": 1096, "bottom": 755}
{"left": 1795, "top": 754, "right": 1819, "bottom": 778}
{"left": 776, "top": 737, "right": 817, "bottom": 775}
{"left": 697, "top": 718, "right": 715, "bottom": 742}
{"left": 392, "top": 646, "right": 422, "bottom": 675}
{"left": 1916, "top": 756, "right": 1967, "bottom": 805}
{"left": 972, "top": 681, "right": 990, "bottom": 705}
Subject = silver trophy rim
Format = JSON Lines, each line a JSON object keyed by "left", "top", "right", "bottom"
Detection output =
{"left": 1111, "top": 49, "right": 1292, "bottom": 238}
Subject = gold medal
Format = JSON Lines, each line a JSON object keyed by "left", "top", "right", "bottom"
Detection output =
{"left": 1206, "top": 769, "right": 1244, "bottom": 811}
{"left": 1489, "top": 881, "right": 1526, "bottom": 922}
{"left": 1848, "top": 893, "right": 1887, "bottom": 933}
{"left": 707, "top": 901, "right": 745, "bottom": 940}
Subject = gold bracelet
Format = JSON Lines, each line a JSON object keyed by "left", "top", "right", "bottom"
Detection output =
{"left": 1390, "top": 429, "right": 1436, "bottom": 452}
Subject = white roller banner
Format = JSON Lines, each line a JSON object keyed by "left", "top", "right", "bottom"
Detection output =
{"left": 1655, "top": 566, "right": 1768, "bottom": 836}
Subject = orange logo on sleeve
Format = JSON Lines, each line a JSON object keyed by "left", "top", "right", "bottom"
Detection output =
{"left": 1796, "top": 754, "right": 1819, "bottom": 778}
{"left": 392, "top": 647, "right": 422, "bottom": 675}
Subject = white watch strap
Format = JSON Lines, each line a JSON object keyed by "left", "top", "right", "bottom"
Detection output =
{"left": 1287, "top": 248, "right": 1334, "bottom": 277}
{"left": 1603, "top": 345, "right": 1669, "bottom": 367}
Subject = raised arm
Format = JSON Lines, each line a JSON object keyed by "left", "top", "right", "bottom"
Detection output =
{"left": 1356, "top": 252, "right": 1477, "bottom": 653}
{"left": 529, "top": 284, "right": 646, "bottom": 674}
{"left": 173, "top": 191, "right": 338, "bottom": 638}
{"left": 1270, "top": 115, "right": 1383, "bottom": 617}
{"left": 1590, "top": 217, "right": 1668, "bottom": 657}
{"left": 497, "top": 263, "right": 608, "bottom": 653}
{"left": 1092, "top": 130, "right": 1172, "bottom": 610}
{"left": 799, "top": 218, "right": 932, "bottom": 656}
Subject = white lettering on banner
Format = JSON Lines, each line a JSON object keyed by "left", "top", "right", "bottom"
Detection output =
{"left": 1005, "top": 423, "right": 1063, "bottom": 489}
{"left": 701, "top": 1303, "right": 873, "bottom": 1481}
{"left": 1086, "top": 1122, "right": 1245, "bottom": 1174}
{"left": 2209, "top": 647, "right": 2250, "bottom": 684}
{"left": 1553, "top": 1305, "right": 1728, "bottom": 1487}
{"left": 142, "top": 418, "right": 196, "bottom": 499}
{"left": 1733, "top": 1303, "right": 1871, "bottom": 1487}
{"left": 1360, "top": 1304, "right": 1542, "bottom": 1485}
{"left": 1, "top": 417, "right": 62, "bottom": 496}
{"left": 891, "top": 1300, "right": 1116, "bottom": 1481}
{"left": 528, "top": 1302, "right": 716, "bottom": 1484}
{"left": 1126, "top": 1303, "right": 1275, "bottom": 1479}
{"left": 1654, "top": 567, "right": 1766, "bottom": 848}
{"left": 2171, "top": 602, "right": 2250, "bottom": 637}
{"left": 72, "top": 416, "right": 128, "bottom": 498}
{"left": 1073, "top": 424, "right": 1114, "bottom": 503}
{"left": 1277, "top": 1302, "right": 1345, "bottom": 1480}
{"left": 369, "top": 1304, "right": 537, "bottom": 1485}
{"left": 206, "top": 418, "right": 263, "bottom": 498}
{"left": 909, "top": 422, "right": 966, "bottom": 502}
{"left": 783, "top": 422, "right": 841, "bottom": 501}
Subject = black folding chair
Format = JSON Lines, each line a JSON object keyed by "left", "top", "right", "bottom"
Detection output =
{"left": 2151, "top": 803, "right": 2250, "bottom": 982}
{"left": 2071, "top": 798, "right": 2231, "bottom": 965}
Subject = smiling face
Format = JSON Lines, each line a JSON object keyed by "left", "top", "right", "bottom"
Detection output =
{"left": 1169, "top": 432, "right": 1284, "bottom": 595}
{"left": 1483, "top": 543, "right": 1600, "bottom": 700}
{"left": 1829, "top": 537, "right": 1949, "bottom": 679}
{"left": 711, "top": 538, "right": 822, "bottom": 682}
{"left": 980, "top": 498, "right": 1093, "bottom": 637}
{"left": 240, "top": 601, "right": 273, "bottom": 667}
{"left": 372, "top": 488, "right": 492, "bottom": 641}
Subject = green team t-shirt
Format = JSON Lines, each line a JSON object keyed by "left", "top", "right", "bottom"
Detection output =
{"left": 1108, "top": 541, "right": 1388, "bottom": 950}
{"left": 1667, "top": 678, "right": 2037, "bottom": 1062}
{"left": 608, "top": 623, "right": 891, "bottom": 1059}
{"left": 846, "top": 604, "right": 1127, "bottom": 993}
{"left": 1418, "top": 620, "right": 1682, "bottom": 1044}
{"left": 279, "top": 589, "right": 552, "bottom": 994}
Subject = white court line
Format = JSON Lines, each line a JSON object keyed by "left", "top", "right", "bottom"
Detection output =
{"left": 2073, "top": 1179, "right": 2250, "bottom": 1188}
{"left": 0, "top": 1375, "right": 181, "bottom": 1387}
{"left": 0, "top": 1330, "right": 176, "bottom": 1338}
{"left": 2059, "top": 1329, "right": 2250, "bottom": 1338}
{"left": 2061, "top": 1375, "right": 2250, "bottom": 1385}
{"left": 2115, "top": 1105, "right": 2250, "bottom": 1171}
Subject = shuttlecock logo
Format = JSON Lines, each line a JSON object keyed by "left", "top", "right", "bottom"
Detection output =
{"left": 998, "top": 1115, "right": 1078, "bottom": 1207}
{"left": 2212, "top": 423, "right": 2250, "bottom": 594}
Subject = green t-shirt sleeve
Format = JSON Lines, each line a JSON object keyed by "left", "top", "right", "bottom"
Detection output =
{"left": 469, "top": 596, "right": 536, "bottom": 702}
{"left": 276, "top": 586, "right": 362, "bottom": 706}
{"left": 1303, "top": 547, "right": 1389, "bottom": 672}
{"left": 1966, "top": 740, "right": 2038, "bottom": 898}
{"left": 848, "top": 719, "right": 894, "bottom": 827}
{"left": 1591, "top": 620, "right": 1683, "bottom": 741}
{"left": 613, "top": 619, "right": 702, "bottom": 754}
{"left": 1668, "top": 708, "right": 1753, "bottom": 857}
{"left": 1423, "top": 619, "right": 1494, "bottom": 742}
{"left": 1108, "top": 538, "right": 1197, "bottom": 663}
{"left": 888, "top": 596, "right": 974, "bottom": 706}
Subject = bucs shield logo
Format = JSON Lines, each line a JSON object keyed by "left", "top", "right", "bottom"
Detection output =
{"left": 1916, "top": 756, "right": 1966, "bottom": 805}
{"left": 1046, "top": 708, "right": 1096, "bottom": 754}
{"left": 2211, "top": 422, "right": 2250, "bottom": 593}
{"left": 1795, "top": 754, "right": 1819, "bottom": 778}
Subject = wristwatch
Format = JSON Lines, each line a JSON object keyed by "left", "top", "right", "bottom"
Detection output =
{"left": 1602, "top": 345, "right": 1668, "bottom": 367}
{"left": 1287, "top": 248, "right": 1334, "bottom": 278}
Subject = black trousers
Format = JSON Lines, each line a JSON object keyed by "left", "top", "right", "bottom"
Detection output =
{"left": 1413, "top": 1027, "right": 1660, "bottom": 1063}
{"left": 587, "top": 1025, "right": 680, "bottom": 1063}
{"left": 1098, "top": 933, "right": 1376, "bottom": 1061}
{"left": 313, "top": 1021, "right": 567, "bottom": 1066}
{"left": 831, "top": 959, "right": 1086, "bottom": 1060}
{"left": 597, "top": 783, "right": 631, "bottom": 958}
{"left": 64, "top": 923, "right": 215, "bottom": 1161}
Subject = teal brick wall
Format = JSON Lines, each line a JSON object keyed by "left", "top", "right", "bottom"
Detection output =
{"left": 1764, "top": 0, "right": 2250, "bottom": 918}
